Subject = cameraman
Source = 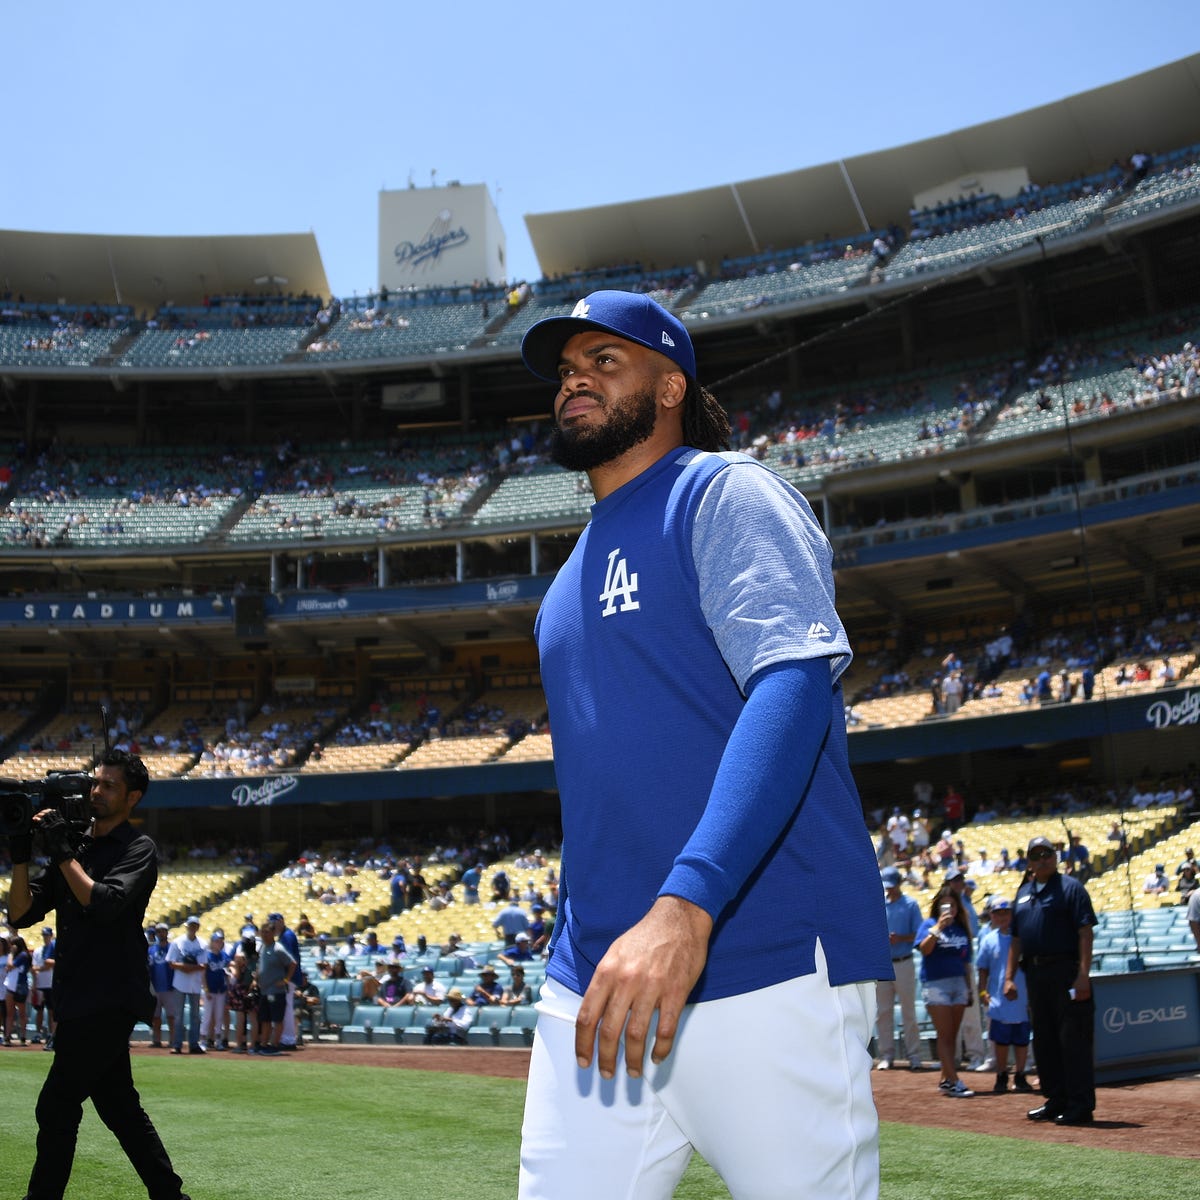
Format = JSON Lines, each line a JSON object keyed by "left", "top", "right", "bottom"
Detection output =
{"left": 5, "top": 748, "right": 190, "bottom": 1200}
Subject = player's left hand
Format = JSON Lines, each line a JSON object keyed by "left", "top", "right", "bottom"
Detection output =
{"left": 1071, "top": 972, "right": 1092, "bottom": 1001}
{"left": 575, "top": 895, "right": 712, "bottom": 1080}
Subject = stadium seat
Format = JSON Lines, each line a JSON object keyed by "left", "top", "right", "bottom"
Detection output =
{"left": 498, "top": 1007, "right": 539, "bottom": 1048}
{"left": 340, "top": 1004, "right": 385, "bottom": 1044}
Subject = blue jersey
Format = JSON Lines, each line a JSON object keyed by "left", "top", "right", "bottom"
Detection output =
{"left": 204, "top": 948, "right": 231, "bottom": 993}
{"left": 536, "top": 447, "right": 890, "bottom": 1002}
{"left": 148, "top": 942, "right": 173, "bottom": 992}
{"left": 975, "top": 927, "right": 1026, "bottom": 1022}
{"left": 915, "top": 917, "right": 972, "bottom": 983}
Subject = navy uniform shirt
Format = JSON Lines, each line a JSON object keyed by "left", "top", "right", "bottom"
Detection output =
{"left": 1011, "top": 871, "right": 1095, "bottom": 958}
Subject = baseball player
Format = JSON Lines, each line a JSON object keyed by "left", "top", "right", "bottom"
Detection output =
{"left": 517, "top": 291, "right": 891, "bottom": 1199}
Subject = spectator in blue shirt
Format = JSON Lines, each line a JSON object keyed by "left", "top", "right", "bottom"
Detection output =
{"left": 976, "top": 901, "right": 1032, "bottom": 1094}
{"left": 875, "top": 867, "right": 924, "bottom": 1071}
{"left": 147, "top": 924, "right": 176, "bottom": 1049}
{"left": 492, "top": 899, "right": 529, "bottom": 945}
{"left": 916, "top": 888, "right": 975, "bottom": 1098}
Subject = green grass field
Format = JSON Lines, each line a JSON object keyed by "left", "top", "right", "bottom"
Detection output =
{"left": 0, "top": 1054, "right": 1191, "bottom": 1199}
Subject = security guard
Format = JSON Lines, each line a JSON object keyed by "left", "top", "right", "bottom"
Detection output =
{"left": 1005, "top": 834, "right": 1096, "bottom": 1125}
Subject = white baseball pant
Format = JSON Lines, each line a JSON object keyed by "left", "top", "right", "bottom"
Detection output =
{"left": 518, "top": 941, "right": 879, "bottom": 1200}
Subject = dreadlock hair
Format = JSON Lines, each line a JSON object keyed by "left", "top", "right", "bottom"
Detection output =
{"left": 681, "top": 378, "right": 731, "bottom": 452}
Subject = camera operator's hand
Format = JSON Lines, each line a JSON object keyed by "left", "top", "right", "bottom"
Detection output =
{"left": 35, "top": 809, "right": 82, "bottom": 866}
{"left": 9, "top": 831, "right": 34, "bottom": 865}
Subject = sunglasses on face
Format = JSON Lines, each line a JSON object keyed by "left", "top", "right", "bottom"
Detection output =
{"left": 1028, "top": 849, "right": 1055, "bottom": 861}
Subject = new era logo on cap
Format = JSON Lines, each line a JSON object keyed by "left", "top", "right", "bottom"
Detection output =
{"left": 662, "top": 331, "right": 675, "bottom": 348}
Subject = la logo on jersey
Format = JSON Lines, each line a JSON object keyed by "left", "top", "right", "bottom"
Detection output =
{"left": 599, "top": 547, "right": 639, "bottom": 617}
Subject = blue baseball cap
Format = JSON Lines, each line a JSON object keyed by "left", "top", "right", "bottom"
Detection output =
{"left": 521, "top": 291, "right": 696, "bottom": 383}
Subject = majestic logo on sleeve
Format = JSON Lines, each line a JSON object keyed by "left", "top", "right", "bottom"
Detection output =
{"left": 599, "top": 548, "right": 640, "bottom": 616}
{"left": 807, "top": 621, "right": 833, "bottom": 641}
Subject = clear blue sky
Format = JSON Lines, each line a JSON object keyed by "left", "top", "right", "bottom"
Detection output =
{"left": 4, "top": 3, "right": 1196, "bottom": 298}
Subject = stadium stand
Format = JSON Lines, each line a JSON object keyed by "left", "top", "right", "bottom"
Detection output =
{"left": 2, "top": 88, "right": 1200, "bottom": 1057}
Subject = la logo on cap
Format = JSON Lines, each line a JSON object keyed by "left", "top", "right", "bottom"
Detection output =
{"left": 571, "top": 299, "right": 590, "bottom": 318}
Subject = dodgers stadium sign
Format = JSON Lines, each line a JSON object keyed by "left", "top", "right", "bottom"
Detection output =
{"left": 1145, "top": 688, "right": 1199, "bottom": 729}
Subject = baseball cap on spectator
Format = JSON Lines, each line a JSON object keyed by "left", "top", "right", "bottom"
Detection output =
{"left": 521, "top": 290, "right": 697, "bottom": 383}
{"left": 268, "top": 912, "right": 284, "bottom": 922}
{"left": 944, "top": 866, "right": 964, "bottom": 882}
{"left": 155, "top": 922, "right": 169, "bottom": 932}
{"left": 447, "top": 988, "right": 465, "bottom": 1002}
{"left": 880, "top": 867, "right": 901, "bottom": 888}
{"left": 41, "top": 926, "right": 53, "bottom": 935}
{"left": 392, "top": 935, "right": 405, "bottom": 946}
{"left": 481, "top": 964, "right": 498, "bottom": 975}
{"left": 185, "top": 915, "right": 200, "bottom": 926}
{"left": 1027, "top": 836, "right": 1055, "bottom": 855}
{"left": 515, "top": 932, "right": 531, "bottom": 943}
{"left": 964, "top": 878, "right": 977, "bottom": 891}
{"left": 421, "top": 966, "right": 435, "bottom": 975}
{"left": 990, "top": 899, "right": 1011, "bottom": 911}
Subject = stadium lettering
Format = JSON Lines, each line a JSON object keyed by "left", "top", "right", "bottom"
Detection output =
{"left": 486, "top": 580, "right": 519, "bottom": 602}
{"left": 231, "top": 774, "right": 299, "bottom": 808}
{"left": 394, "top": 227, "right": 469, "bottom": 269}
{"left": 295, "top": 597, "right": 349, "bottom": 613}
{"left": 1102, "top": 1003, "right": 1187, "bottom": 1034}
{"left": 1145, "top": 689, "right": 1199, "bottom": 730}
{"left": 21, "top": 600, "right": 198, "bottom": 622}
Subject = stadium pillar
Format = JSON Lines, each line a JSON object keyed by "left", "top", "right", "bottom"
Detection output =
{"left": 270, "top": 553, "right": 281, "bottom": 594}
{"left": 377, "top": 546, "right": 388, "bottom": 587}
{"left": 456, "top": 541, "right": 465, "bottom": 583}
{"left": 899, "top": 305, "right": 915, "bottom": 370}
{"left": 23, "top": 378, "right": 38, "bottom": 444}
{"left": 1131, "top": 241, "right": 1159, "bottom": 314}
{"left": 458, "top": 368, "right": 471, "bottom": 425}
{"left": 1014, "top": 276, "right": 1034, "bottom": 346}
{"left": 530, "top": 533, "right": 539, "bottom": 575}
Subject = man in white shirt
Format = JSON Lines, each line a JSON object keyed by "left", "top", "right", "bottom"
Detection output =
{"left": 424, "top": 989, "right": 474, "bottom": 1043}
{"left": 167, "top": 916, "right": 206, "bottom": 1054}
{"left": 403, "top": 965, "right": 448, "bottom": 1006}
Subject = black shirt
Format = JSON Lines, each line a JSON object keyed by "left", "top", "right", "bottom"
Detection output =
{"left": 1011, "top": 871, "right": 1095, "bottom": 959}
{"left": 14, "top": 821, "right": 158, "bottom": 1022}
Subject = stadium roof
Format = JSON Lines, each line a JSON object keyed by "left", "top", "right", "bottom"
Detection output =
{"left": 0, "top": 229, "right": 330, "bottom": 312}
{"left": 524, "top": 53, "right": 1200, "bottom": 277}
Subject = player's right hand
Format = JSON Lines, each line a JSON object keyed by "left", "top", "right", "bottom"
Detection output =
{"left": 574, "top": 895, "right": 712, "bottom": 1080}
